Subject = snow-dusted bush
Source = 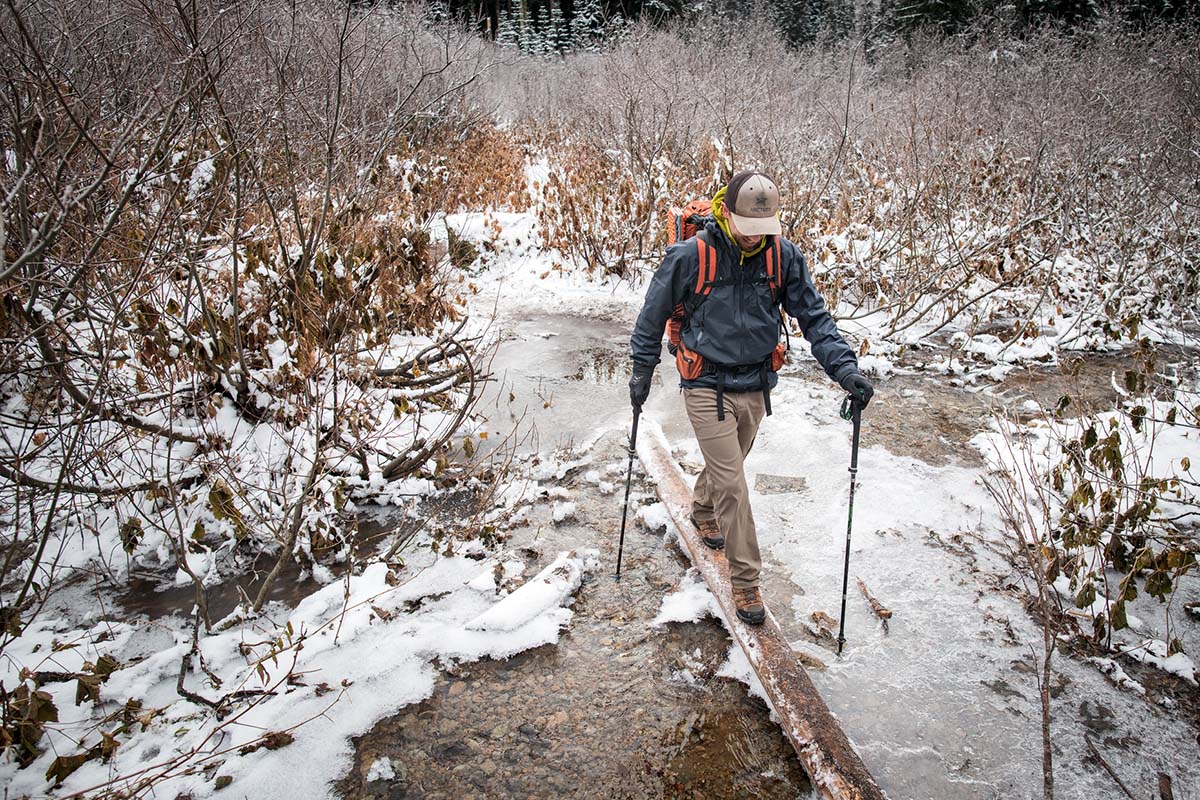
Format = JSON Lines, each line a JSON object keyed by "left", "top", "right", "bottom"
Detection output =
{"left": 980, "top": 351, "right": 1198, "bottom": 668}
{"left": 0, "top": 0, "right": 503, "bottom": 642}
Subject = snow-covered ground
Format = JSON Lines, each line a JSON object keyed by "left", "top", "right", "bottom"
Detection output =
{"left": 0, "top": 535, "right": 598, "bottom": 798}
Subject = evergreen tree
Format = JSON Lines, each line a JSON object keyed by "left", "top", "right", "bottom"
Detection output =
{"left": 547, "top": 1, "right": 565, "bottom": 54}
{"left": 518, "top": 5, "right": 535, "bottom": 52}
{"left": 828, "top": 0, "right": 856, "bottom": 40}
{"left": 496, "top": 8, "right": 521, "bottom": 48}
{"left": 860, "top": 0, "right": 882, "bottom": 58}
{"left": 574, "top": 0, "right": 605, "bottom": 50}
{"left": 531, "top": 4, "right": 550, "bottom": 56}
{"left": 1015, "top": 0, "right": 1097, "bottom": 27}
{"left": 772, "top": 0, "right": 826, "bottom": 46}
{"left": 891, "top": 0, "right": 977, "bottom": 34}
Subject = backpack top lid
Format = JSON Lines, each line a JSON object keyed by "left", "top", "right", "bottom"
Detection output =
{"left": 666, "top": 199, "right": 713, "bottom": 247}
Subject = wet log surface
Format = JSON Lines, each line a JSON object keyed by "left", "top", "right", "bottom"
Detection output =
{"left": 637, "top": 416, "right": 887, "bottom": 800}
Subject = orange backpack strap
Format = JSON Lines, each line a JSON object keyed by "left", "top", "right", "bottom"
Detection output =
{"left": 694, "top": 235, "right": 717, "bottom": 299}
{"left": 765, "top": 238, "right": 782, "bottom": 302}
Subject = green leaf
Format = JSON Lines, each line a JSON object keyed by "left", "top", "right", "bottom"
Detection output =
{"left": 1109, "top": 601, "right": 1128, "bottom": 631}
{"left": 1075, "top": 582, "right": 1096, "bottom": 609}
{"left": 1145, "top": 570, "right": 1172, "bottom": 600}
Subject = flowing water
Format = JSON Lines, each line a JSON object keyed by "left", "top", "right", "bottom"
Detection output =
{"left": 341, "top": 314, "right": 815, "bottom": 798}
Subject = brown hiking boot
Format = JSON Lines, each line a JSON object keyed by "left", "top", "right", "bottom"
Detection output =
{"left": 690, "top": 515, "right": 724, "bottom": 550}
{"left": 732, "top": 586, "right": 766, "bottom": 625}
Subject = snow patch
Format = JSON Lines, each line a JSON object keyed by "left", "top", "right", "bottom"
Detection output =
{"left": 466, "top": 550, "right": 597, "bottom": 632}
{"left": 366, "top": 757, "right": 395, "bottom": 782}
{"left": 637, "top": 502, "right": 671, "bottom": 532}
{"left": 652, "top": 570, "right": 719, "bottom": 626}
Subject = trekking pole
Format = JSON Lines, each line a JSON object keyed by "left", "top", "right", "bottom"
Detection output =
{"left": 616, "top": 406, "right": 641, "bottom": 580}
{"left": 836, "top": 395, "right": 863, "bottom": 655}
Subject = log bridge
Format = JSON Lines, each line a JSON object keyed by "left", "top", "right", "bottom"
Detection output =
{"left": 636, "top": 417, "right": 886, "bottom": 800}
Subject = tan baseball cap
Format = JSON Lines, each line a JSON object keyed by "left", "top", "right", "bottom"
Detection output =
{"left": 725, "top": 171, "right": 781, "bottom": 236}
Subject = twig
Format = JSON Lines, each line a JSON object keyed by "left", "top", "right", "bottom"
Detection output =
{"left": 176, "top": 608, "right": 222, "bottom": 714}
{"left": 855, "top": 577, "right": 892, "bottom": 620}
{"left": 1085, "top": 736, "right": 1137, "bottom": 800}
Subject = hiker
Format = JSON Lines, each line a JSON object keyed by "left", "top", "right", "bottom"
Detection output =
{"left": 628, "top": 171, "right": 874, "bottom": 625}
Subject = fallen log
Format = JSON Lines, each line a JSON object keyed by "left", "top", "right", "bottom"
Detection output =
{"left": 637, "top": 417, "right": 886, "bottom": 800}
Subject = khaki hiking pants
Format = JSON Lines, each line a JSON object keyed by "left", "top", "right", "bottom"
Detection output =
{"left": 684, "top": 387, "right": 766, "bottom": 590}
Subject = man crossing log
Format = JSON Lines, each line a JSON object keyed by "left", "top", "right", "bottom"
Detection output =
{"left": 629, "top": 171, "right": 874, "bottom": 624}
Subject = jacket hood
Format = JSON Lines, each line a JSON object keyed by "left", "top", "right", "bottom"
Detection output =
{"left": 711, "top": 186, "right": 769, "bottom": 258}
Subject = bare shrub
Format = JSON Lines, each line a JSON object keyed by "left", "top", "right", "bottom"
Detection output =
{"left": 983, "top": 343, "right": 1198, "bottom": 662}
{"left": 0, "top": 0, "right": 503, "bottom": 653}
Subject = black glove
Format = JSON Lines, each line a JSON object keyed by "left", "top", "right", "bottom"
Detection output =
{"left": 629, "top": 366, "right": 653, "bottom": 410}
{"left": 839, "top": 372, "right": 874, "bottom": 409}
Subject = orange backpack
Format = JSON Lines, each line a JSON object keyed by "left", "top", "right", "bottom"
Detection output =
{"left": 663, "top": 200, "right": 787, "bottom": 381}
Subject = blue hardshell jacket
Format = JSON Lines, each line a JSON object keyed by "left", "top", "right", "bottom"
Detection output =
{"left": 630, "top": 220, "right": 859, "bottom": 393}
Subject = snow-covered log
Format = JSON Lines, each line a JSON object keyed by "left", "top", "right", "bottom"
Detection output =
{"left": 465, "top": 550, "right": 596, "bottom": 632}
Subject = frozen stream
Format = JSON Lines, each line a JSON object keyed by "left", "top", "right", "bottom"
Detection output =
{"left": 346, "top": 310, "right": 1198, "bottom": 799}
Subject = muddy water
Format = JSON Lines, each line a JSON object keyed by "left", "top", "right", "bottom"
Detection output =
{"left": 847, "top": 349, "right": 1162, "bottom": 468}
{"left": 476, "top": 314, "right": 696, "bottom": 455}
{"left": 340, "top": 428, "right": 813, "bottom": 799}
{"left": 117, "top": 513, "right": 411, "bottom": 622}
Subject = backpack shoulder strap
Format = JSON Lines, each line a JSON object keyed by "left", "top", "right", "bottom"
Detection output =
{"left": 764, "top": 237, "right": 783, "bottom": 302}
{"left": 670, "top": 231, "right": 713, "bottom": 324}
{"left": 694, "top": 231, "right": 717, "bottom": 297}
